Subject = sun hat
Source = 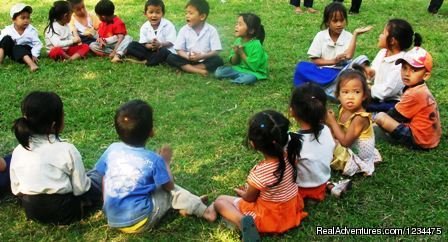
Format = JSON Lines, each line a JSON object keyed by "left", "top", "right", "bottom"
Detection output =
{"left": 395, "top": 47, "right": 433, "bottom": 72}
{"left": 10, "top": 3, "right": 33, "bottom": 19}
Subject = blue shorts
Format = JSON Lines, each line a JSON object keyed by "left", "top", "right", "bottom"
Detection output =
{"left": 390, "top": 124, "right": 424, "bottom": 150}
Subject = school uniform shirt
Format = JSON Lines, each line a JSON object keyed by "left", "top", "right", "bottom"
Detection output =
{"left": 395, "top": 83, "right": 442, "bottom": 149}
{"left": 10, "top": 135, "right": 91, "bottom": 196}
{"left": 174, "top": 22, "right": 222, "bottom": 58}
{"left": 69, "top": 12, "right": 100, "bottom": 37}
{"left": 228, "top": 37, "right": 268, "bottom": 80}
{"left": 45, "top": 22, "right": 76, "bottom": 51}
{"left": 371, "top": 49, "right": 405, "bottom": 101}
{"left": 94, "top": 142, "right": 171, "bottom": 228}
{"left": 296, "top": 125, "right": 335, "bottom": 188}
{"left": 139, "top": 18, "right": 176, "bottom": 53}
{"left": 0, "top": 24, "right": 42, "bottom": 57}
{"left": 307, "top": 29, "right": 352, "bottom": 61}
{"left": 97, "top": 16, "right": 127, "bottom": 39}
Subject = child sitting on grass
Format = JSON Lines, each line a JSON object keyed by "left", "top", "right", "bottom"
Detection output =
{"left": 125, "top": 0, "right": 176, "bottom": 66}
{"left": 214, "top": 13, "right": 268, "bottom": 84}
{"left": 68, "top": 0, "right": 100, "bottom": 45}
{"left": 0, "top": 155, "right": 12, "bottom": 195}
{"left": 0, "top": 3, "right": 42, "bottom": 72}
{"left": 213, "top": 110, "right": 308, "bottom": 241}
{"left": 166, "top": 0, "right": 223, "bottom": 76}
{"left": 374, "top": 47, "right": 441, "bottom": 150}
{"left": 90, "top": 0, "right": 132, "bottom": 63}
{"left": 94, "top": 100, "right": 215, "bottom": 233}
{"left": 44, "top": 1, "right": 90, "bottom": 61}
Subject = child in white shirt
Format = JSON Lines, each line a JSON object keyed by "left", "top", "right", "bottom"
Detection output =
{"left": 68, "top": 0, "right": 100, "bottom": 45}
{"left": 0, "top": 3, "right": 42, "bottom": 71}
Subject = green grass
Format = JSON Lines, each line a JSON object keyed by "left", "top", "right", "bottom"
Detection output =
{"left": 1, "top": 0, "right": 447, "bottom": 241}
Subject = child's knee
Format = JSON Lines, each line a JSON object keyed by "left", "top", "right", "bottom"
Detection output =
{"left": 373, "top": 112, "right": 387, "bottom": 126}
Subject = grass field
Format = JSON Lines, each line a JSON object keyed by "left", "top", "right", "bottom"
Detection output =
{"left": 0, "top": 0, "right": 447, "bottom": 241}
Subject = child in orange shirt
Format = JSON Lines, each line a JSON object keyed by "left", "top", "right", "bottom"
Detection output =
{"left": 374, "top": 47, "right": 441, "bottom": 150}
{"left": 212, "top": 110, "right": 307, "bottom": 241}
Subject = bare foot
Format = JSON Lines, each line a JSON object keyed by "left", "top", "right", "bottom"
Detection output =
{"left": 179, "top": 209, "right": 188, "bottom": 217}
{"left": 295, "top": 7, "right": 303, "bottom": 14}
{"left": 198, "top": 69, "right": 208, "bottom": 77}
{"left": 111, "top": 55, "right": 122, "bottom": 63}
{"left": 307, "top": 8, "right": 318, "bottom": 14}
{"left": 158, "top": 144, "right": 173, "bottom": 164}
{"left": 29, "top": 65, "right": 39, "bottom": 72}
{"left": 202, "top": 203, "right": 217, "bottom": 222}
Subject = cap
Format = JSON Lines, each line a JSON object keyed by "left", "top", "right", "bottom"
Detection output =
{"left": 395, "top": 47, "right": 433, "bottom": 72}
{"left": 10, "top": 3, "right": 32, "bottom": 19}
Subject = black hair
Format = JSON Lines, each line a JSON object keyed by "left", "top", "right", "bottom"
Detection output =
{"left": 247, "top": 110, "right": 302, "bottom": 187}
{"left": 45, "top": 1, "right": 72, "bottom": 35}
{"left": 12, "top": 91, "right": 64, "bottom": 150}
{"left": 321, "top": 2, "right": 347, "bottom": 30}
{"left": 145, "top": 0, "right": 165, "bottom": 14}
{"left": 67, "top": 0, "right": 83, "bottom": 5}
{"left": 239, "top": 13, "right": 265, "bottom": 44}
{"left": 95, "top": 0, "right": 115, "bottom": 16}
{"left": 186, "top": 0, "right": 209, "bottom": 18}
{"left": 115, "top": 100, "right": 153, "bottom": 147}
{"left": 12, "top": 6, "right": 33, "bottom": 20}
{"left": 335, "top": 68, "right": 371, "bottom": 108}
{"left": 386, "top": 19, "right": 422, "bottom": 51}
{"left": 290, "top": 83, "right": 327, "bottom": 142}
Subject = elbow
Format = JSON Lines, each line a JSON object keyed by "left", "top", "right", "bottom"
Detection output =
{"left": 339, "top": 139, "right": 353, "bottom": 148}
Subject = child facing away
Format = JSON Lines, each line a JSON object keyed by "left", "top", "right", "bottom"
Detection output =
{"left": 125, "top": 0, "right": 176, "bottom": 66}
{"left": 293, "top": 2, "right": 371, "bottom": 93}
{"left": 94, "top": 100, "right": 215, "bottom": 233}
{"left": 366, "top": 19, "right": 421, "bottom": 112}
{"left": 290, "top": 83, "right": 352, "bottom": 200}
{"left": 374, "top": 47, "right": 441, "bottom": 150}
{"left": 9, "top": 91, "right": 102, "bottom": 225}
{"left": 44, "top": 1, "right": 90, "bottom": 61}
{"left": 212, "top": 110, "right": 308, "bottom": 241}
{"left": 68, "top": 0, "right": 100, "bottom": 45}
{"left": 214, "top": 13, "right": 268, "bottom": 85}
{"left": 325, "top": 69, "right": 382, "bottom": 176}
{"left": 0, "top": 3, "right": 42, "bottom": 71}
{"left": 166, "top": 0, "right": 224, "bottom": 76}
{"left": 90, "top": 0, "right": 133, "bottom": 63}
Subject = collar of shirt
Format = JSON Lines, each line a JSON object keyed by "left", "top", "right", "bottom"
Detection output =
{"left": 186, "top": 22, "right": 211, "bottom": 38}
{"left": 324, "top": 29, "right": 349, "bottom": 47}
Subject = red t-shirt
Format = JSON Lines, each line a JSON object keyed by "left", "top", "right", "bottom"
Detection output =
{"left": 97, "top": 16, "right": 127, "bottom": 38}
{"left": 395, "top": 83, "right": 442, "bottom": 148}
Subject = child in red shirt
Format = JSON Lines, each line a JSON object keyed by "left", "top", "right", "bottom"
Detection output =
{"left": 89, "top": 0, "right": 132, "bottom": 62}
{"left": 374, "top": 47, "right": 441, "bottom": 150}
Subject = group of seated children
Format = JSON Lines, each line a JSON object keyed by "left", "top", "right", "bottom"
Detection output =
{"left": 0, "top": 0, "right": 268, "bottom": 85}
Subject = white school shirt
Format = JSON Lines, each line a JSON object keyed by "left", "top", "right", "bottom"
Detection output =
{"left": 0, "top": 24, "right": 42, "bottom": 57}
{"left": 307, "top": 29, "right": 352, "bottom": 60}
{"left": 139, "top": 18, "right": 176, "bottom": 53}
{"left": 70, "top": 12, "right": 98, "bottom": 36}
{"left": 45, "top": 21, "right": 75, "bottom": 52}
{"left": 10, "top": 135, "right": 91, "bottom": 196}
{"left": 174, "top": 22, "right": 222, "bottom": 55}
{"left": 296, "top": 125, "right": 335, "bottom": 188}
{"left": 370, "top": 49, "right": 405, "bottom": 101}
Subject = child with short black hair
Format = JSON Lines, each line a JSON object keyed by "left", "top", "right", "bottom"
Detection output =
{"left": 67, "top": 0, "right": 100, "bottom": 45}
{"left": 10, "top": 91, "right": 102, "bottom": 225}
{"left": 166, "top": 0, "right": 223, "bottom": 76}
{"left": 125, "top": 0, "right": 176, "bottom": 66}
{"left": 0, "top": 3, "right": 42, "bottom": 71}
{"left": 374, "top": 47, "right": 441, "bottom": 150}
{"left": 94, "top": 100, "right": 215, "bottom": 233}
{"left": 90, "top": 0, "right": 132, "bottom": 62}
{"left": 214, "top": 13, "right": 268, "bottom": 84}
{"left": 45, "top": 1, "right": 90, "bottom": 61}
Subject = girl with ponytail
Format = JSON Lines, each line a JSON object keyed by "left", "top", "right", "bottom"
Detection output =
{"left": 213, "top": 110, "right": 307, "bottom": 240}
{"left": 44, "top": 1, "right": 90, "bottom": 61}
{"left": 366, "top": 18, "right": 422, "bottom": 112}
{"left": 214, "top": 13, "right": 268, "bottom": 84}
{"left": 10, "top": 91, "right": 102, "bottom": 225}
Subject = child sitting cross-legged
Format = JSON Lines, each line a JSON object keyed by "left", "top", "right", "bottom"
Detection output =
{"left": 374, "top": 47, "right": 441, "bottom": 150}
{"left": 94, "top": 100, "right": 216, "bottom": 233}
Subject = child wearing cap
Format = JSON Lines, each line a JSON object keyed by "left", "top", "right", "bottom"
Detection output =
{"left": 0, "top": 3, "right": 42, "bottom": 71}
{"left": 374, "top": 47, "right": 442, "bottom": 150}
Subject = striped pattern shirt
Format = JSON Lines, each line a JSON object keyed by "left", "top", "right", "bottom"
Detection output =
{"left": 247, "top": 160, "right": 298, "bottom": 202}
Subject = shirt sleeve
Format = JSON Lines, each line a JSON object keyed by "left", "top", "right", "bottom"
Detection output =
{"left": 247, "top": 164, "right": 268, "bottom": 191}
{"left": 395, "top": 90, "right": 424, "bottom": 119}
{"left": 139, "top": 23, "right": 149, "bottom": 43}
{"left": 164, "top": 22, "right": 177, "bottom": 46}
{"left": 174, "top": 27, "right": 187, "bottom": 51}
{"left": 68, "top": 145, "right": 91, "bottom": 196}
{"left": 152, "top": 155, "right": 171, "bottom": 186}
{"left": 46, "top": 30, "right": 74, "bottom": 48}
{"left": 30, "top": 29, "right": 43, "bottom": 57}
{"left": 113, "top": 18, "right": 127, "bottom": 35}
{"left": 307, "top": 31, "right": 323, "bottom": 58}
{"left": 94, "top": 148, "right": 108, "bottom": 176}
{"left": 209, "top": 27, "right": 222, "bottom": 51}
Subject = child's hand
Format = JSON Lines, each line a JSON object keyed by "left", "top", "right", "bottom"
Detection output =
{"left": 109, "top": 50, "right": 116, "bottom": 58}
{"left": 189, "top": 52, "right": 202, "bottom": 62}
{"left": 151, "top": 38, "right": 161, "bottom": 50}
{"left": 158, "top": 144, "right": 173, "bottom": 165}
{"left": 354, "top": 25, "right": 373, "bottom": 35}
{"left": 325, "top": 110, "right": 337, "bottom": 124}
{"left": 335, "top": 53, "right": 348, "bottom": 63}
{"left": 234, "top": 187, "right": 246, "bottom": 197}
{"left": 232, "top": 45, "right": 243, "bottom": 55}
{"left": 144, "top": 43, "right": 154, "bottom": 50}
{"left": 73, "top": 36, "right": 81, "bottom": 44}
{"left": 97, "top": 38, "right": 106, "bottom": 48}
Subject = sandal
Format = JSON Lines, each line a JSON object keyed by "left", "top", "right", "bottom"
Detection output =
{"left": 241, "top": 216, "right": 260, "bottom": 242}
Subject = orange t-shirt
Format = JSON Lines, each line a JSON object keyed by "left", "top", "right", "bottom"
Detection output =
{"left": 97, "top": 16, "right": 127, "bottom": 38}
{"left": 395, "top": 83, "right": 442, "bottom": 148}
